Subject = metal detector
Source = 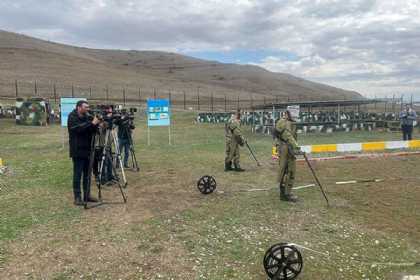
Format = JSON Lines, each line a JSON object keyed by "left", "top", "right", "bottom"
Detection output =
{"left": 302, "top": 152, "right": 330, "bottom": 207}
{"left": 245, "top": 141, "right": 261, "bottom": 166}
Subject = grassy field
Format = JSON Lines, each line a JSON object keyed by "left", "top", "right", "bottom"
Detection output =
{"left": 0, "top": 112, "right": 419, "bottom": 280}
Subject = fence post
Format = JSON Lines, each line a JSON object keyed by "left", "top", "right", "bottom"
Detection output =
{"left": 169, "top": 90, "right": 172, "bottom": 105}
{"left": 89, "top": 87, "right": 92, "bottom": 99}
{"left": 15, "top": 80, "right": 18, "bottom": 97}
{"left": 53, "top": 83, "right": 57, "bottom": 104}
{"left": 106, "top": 86, "right": 109, "bottom": 101}
{"left": 211, "top": 92, "right": 214, "bottom": 112}
{"left": 400, "top": 95, "right": 404, "bottom": 111}
{"left": 197, "top": 87, "right": 200, "bottom": 111}
{"left": 224, "top": 94, "right": 227, "bottom": 112}
{"left": 71, "top": 84, "right": 74, "bottom": 97}
{"left": 153, "top": 88, "right": 157, "bottom": 99}
{"left": 237, "top": 96, "right": 240, "bottom": 110}
{"left": 250, "top": 94, "right": 253, "bottom": 108}
{"left": 34, "top": 80, "right": 38, "bottom": 96}
{"left": 138, "top": 88, "right": 141, "bottom": 105}
{"left": 183, "top": 91, "right": 186, "bottom": 110}
{"left": 123, "top": 88, "right": 126, "bottom": 105}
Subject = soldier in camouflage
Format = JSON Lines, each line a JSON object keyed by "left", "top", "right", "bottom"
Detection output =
{"left": 274, "top": 110, "right": 301, "bottom": 202}
{"left": 225, "top": 111, "right": 246, "bottom": 172}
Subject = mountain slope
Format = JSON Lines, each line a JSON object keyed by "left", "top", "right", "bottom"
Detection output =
{"left": 0, "top": 29, "right": 362, "bottom": 102}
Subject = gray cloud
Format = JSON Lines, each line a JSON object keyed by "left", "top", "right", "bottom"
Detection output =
{"left": 0, "top": 0, "right": 419, "bottom": 97}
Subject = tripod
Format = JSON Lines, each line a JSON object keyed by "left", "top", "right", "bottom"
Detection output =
{"left": 120, "top": 124, "right": 140, "bottom": 172}
{"left": 86, "top": 124, "right": 128, "bottom": 209}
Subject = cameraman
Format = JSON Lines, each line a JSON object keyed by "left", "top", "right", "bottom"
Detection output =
{"left": 400, "top": 104, "right": 417, "bottom": 140}
{"left": 68, "top": 100, "right": 100, "bottom": 205}
{"left": 117, "top": 110, "right": 135, "bottom": 168}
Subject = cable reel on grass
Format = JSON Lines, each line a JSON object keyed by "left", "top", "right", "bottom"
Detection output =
{"left": 197, "top": 175, "right": 217, "bottom": 194}
{"left": 263, "top": 243, "right": 303, "bottom": 280}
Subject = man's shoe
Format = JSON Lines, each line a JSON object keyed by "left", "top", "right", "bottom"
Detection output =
{"left": 233, "top": 164, "right": 245, "bottom": 172}
{"left": 85, "top": 196, "right": 99, "bottom": 203}
{"left": 74, "top": 198, "right": 84, "bottom": 206}
{"left": 124, "top": 164, "right": 130, "bottom": 168}
{"left": 224, "top": 161, "right": 233, "bottom": 171}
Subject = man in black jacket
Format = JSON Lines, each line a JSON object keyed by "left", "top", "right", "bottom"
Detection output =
{"left": 68, "top": 100, "right": 100, "bottom": 205}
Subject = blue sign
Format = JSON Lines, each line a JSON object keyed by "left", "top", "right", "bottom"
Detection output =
{"left": 60, "top": 97, "right": 87, "bottom": 127}
{"left": 147, "top": 99, "right": 170, "bottom": 127}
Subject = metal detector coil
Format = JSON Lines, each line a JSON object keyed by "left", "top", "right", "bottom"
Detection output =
{"left": 197, "top": 175, "right": 217, "bottom": 194}
{"left": 263, "top": 243, "right": 303, "bottom": 280}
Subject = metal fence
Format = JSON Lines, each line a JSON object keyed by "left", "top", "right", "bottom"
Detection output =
{"left": 0, "top": 79, "right": 362, "bottom": 111}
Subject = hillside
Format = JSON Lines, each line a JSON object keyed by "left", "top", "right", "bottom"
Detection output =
{"left": 0, "top": 29, "right": 362, "bottom": 105}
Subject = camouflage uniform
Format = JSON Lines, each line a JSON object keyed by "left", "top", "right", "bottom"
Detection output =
{"left": 275, "top": 117, "right": 300, "bottom": 201}
{"left": 225, "top": 116, "right": 245, "bottom": 171}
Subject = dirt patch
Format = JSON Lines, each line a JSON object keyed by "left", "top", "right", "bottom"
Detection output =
{"left": 0, "top": 170, "right": 200, "bottom": 280}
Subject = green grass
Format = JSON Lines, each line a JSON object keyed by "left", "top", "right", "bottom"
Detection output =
{"left": 0, "top": 112, "right": 419, "bottom": 279}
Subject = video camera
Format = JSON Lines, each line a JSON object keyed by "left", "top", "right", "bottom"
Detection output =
{"left": 87, "top": 105, "right": 137, "bottom": 125}
{"left": 86, "top": 105, "right": 120, "bottom": 126}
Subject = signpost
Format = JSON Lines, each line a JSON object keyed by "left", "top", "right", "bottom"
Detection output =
{"left": 60, "top": 97, "right": 87, "bottom": 148}
{"left": 60, "top": 97, "right": 87, "bottom": 127}
{"left": 146, "top": 99, "right": 171, "bottom": 145}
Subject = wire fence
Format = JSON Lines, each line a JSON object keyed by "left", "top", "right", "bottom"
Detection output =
{"left": 0, "top": 79, "right": 389, "bottom": 112}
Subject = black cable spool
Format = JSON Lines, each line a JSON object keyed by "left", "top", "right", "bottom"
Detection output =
{"left": 197, "top": 175, "right": 217, "bottom": 194}
{"left": 263, "top": 243, "right": 303, "bottom": 280}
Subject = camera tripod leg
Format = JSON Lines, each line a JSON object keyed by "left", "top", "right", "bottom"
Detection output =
{"left": 97, "top": 129, "right": 111, "bottom": 190}
{"left": 112, "top": 130, "right": 127, "bottom": 187}
{"left": 127, "top": 132, "right": 140, "bottom": 172}
{"left": 110, "top": 159, "right": 127, "bottom": 203}
{"left": 130, "top": 146, "right": 140, "bottom": 172}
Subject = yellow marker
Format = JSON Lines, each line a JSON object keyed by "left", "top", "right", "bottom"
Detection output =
{"left": 408, "top": 140, "right": 420, "bottom": 149}
{"left": 0, "top": 158, "right": 3, "bottom": 167}
{"left": 272, "top": 146, "right": 279, "bottom": 159}
{"left": 312, "top": 144, "right": 337, "bottom": 153}
{"left": 362, "top": 141, "right": 386, "bottom": 151}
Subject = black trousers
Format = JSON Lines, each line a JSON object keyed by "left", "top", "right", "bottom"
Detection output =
{"left": 72, "top": 157, "right": 91, "bottom": 201}
{"left": 402, "top": 125, "right": 413, "bottom": 141}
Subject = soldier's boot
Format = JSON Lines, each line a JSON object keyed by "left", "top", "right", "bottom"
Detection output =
{"left": 233, "top": 163, "right": 245, "bottom": 172}
{"left": 224, "top": 161, "right": 233, "bottom": 171}
{"left": 280, "top": 184, "right": 298, "bottom": 202}
{"left": 279, "top": 184, "right": 288, "bottom": 201}
{"left": 286, "top": 193, "right": 299, "bottom": 203}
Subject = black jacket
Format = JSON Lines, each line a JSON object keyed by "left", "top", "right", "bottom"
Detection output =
{"left": 68, "top": 110, "right": 97, "bottom": 158}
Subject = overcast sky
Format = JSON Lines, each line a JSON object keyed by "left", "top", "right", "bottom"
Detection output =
{"left": 1, "top": 0, "right": 420, "bottom": 99}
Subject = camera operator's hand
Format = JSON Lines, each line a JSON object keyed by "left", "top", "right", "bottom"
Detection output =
{"left": 92, "top": 116, "right": 100, "bottom": 125}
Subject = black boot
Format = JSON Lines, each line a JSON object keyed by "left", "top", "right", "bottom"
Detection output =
{"left": 225, "top": 161, "right": 233, "bottom": 171}
{"left": 74, "top": 197, "right": 84, "bottom": 206}
{"left": 279, "top": 185, "right": 298, "bottom": 202}
{"left": 279, "top": 184, "right": 287, "bottom": 201}
{"left": 233, "top": 164, "right": 245, "bottom": 172}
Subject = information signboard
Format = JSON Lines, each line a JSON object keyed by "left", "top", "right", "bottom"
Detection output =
{"left": 147, "top": 99, "right": 170, "bottom": 127}
{"left": 60, "top": 97, "right": 87, "bottom": 127}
